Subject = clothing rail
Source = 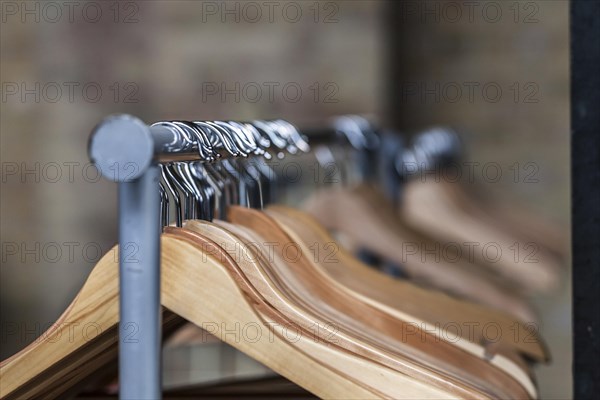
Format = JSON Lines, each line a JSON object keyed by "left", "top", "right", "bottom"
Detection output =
{"left": 87, "top": 113, "right": 383, "bottom": 399}
{"left": 88, "top": 114, "right": 302, "bottom": 400}
{"left": 88, "top": 115, "right": 204, "bottom": 399}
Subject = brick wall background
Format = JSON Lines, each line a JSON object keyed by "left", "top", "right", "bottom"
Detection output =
{"left": 0, "top": 1, "right": 570, "bottom": 397}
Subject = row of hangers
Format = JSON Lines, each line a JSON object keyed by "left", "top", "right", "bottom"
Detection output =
{"left": 0, "top": 115, "right": 565, "bottom": 399}
{"left": 304, "top": 122, "right": 565, "bottom": 323}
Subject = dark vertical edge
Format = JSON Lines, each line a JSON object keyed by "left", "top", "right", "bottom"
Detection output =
{"left": 383, "top": 0, "right": 414, "bottom": 137}
{"left": 571, "top": 1, "right": 600, "bottom": 398}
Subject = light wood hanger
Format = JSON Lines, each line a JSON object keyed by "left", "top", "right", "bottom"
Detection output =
{"left": 266, "top": 204, "right": 549, "bottom": 364}
{"left": 161, "top": 231, "right": 410, "bottom": 399}
{"left": 400, "top": 179, "right": 562, "bottom": 293}
{"left": 188, "top": 219, "right": 529, "bottom": 398}
{"left": 224, "top": 210, "right": 538, "bottom": 394}
{"left": 225, "top": 206, "right": 536, "bottom": 399}
{"left": 170, "top": 226, "right": 455, "bottom": 399}
{"left": 220, "top": 214, "right": 537, "bottom": 395}
{"left": 0, "top": 234, "right": 411, "bottom": 400}
{"left": 0, "top": 247, "right": 185, "bottom": 400}
{"left": 303, "top": 185, "right": 539, "bottom": 322}
{"left": 183, "top": 220, "right": 487, "bottom": 399}
{"left": 433, "top": 179, "right": 568, "bottom": 263}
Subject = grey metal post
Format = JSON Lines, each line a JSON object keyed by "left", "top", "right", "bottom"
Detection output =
{"left": 89, "top": 114, "right": 246, "bottom": 398}
{"left": 89, "top": 115, "right": 169, "bottom": 400}
{"left": 117, "top": 166, "right": 161, "bottom": 399}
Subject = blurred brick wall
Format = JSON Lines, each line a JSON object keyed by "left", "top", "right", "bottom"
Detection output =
{"left": 384, "top": 2, "right": 570, "bottom": 398}
{"left": 1, "top": 1, "right": 569, "bottom": 397}
{"left": 385, "top": 0, "right": 572, "bottom": 399}
{"left": 0, "top": 0, "right": 383, "bottom": 359}
{"left": 386, "top": 0, "right": 569, "bottom": 222}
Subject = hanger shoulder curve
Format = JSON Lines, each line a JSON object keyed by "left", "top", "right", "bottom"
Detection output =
{"left": 1, "top": 236, "right": 376, "bottom": 400}
{"left": 401, "top": 180, "right": 562, "bottom": 293}
{"left": 165, "top": 228, "right": 452, "bottom": 399}
{"left": 0, "top": 247, "right": 121, "bottom": 399}
{"left": 303, "top": 187, "right": 540, "bottom": 324}
{"left": 263, "top": 206, "right": 538, "bottom": 397}
{"left": 227, "top": 206, "right": 535, "bottom": 400}
{"left": 267, "top": 204, "right": 549, "bottom": 363}
{"left": 180, "top": 222, "right": 469, "bottom": 399}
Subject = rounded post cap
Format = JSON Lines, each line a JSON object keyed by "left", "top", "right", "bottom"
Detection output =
{"left": 89, "top": 114, "right": 154, "bottom": 182}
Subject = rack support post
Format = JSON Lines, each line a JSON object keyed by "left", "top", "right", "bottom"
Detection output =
{"left": 89, "top": 115, "right": 164, "bottom": 399}
{"left": 117, "top": 167, "right": 162, "bottom": 399}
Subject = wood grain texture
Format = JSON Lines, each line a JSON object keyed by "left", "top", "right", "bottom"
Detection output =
{"left": 0, "top": 249, "right": 183, "bottom": 400}
{"left": 223, "top": 216, "right": 537, "bottom": 397}
{"left": 225, "top": 214, "right": 536, "bottom": 398}
{"left": 168, "top": 226, "right": 453, "bottom": 399}
{"left": 0, "top": 206, "right": 545, "bottom": 399}
{"left": 1, "top": 239, "right": 377, "bottom": 400}
{"left": 2, "top": 234, "right": 452, "bottom": 400}
{"left": 159, "top": 232, "right": 438, "bottom": 399}
{"left": 433, "top": 180, "right": 568, "bottom": 262}
{"left": 303, "top": 186, "right": 540, "bottom": 322}
{"left": 227, "top": 206, "right": 535, "bottom": 399}
{"left": 184, "top": 221, "right": 483, "bottom": 398}
{"left": 400, "top": 180, "right": 562, "bottom": 293}
{"left": 267, "top": 204, "right": 549, "bottom": 363}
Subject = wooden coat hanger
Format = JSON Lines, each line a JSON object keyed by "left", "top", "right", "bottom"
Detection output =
{"left": 225, "top": 206, "right": 536, "bottom": 399}
{"left": 1, "top": 234, "right": 413, "bottom": 399}
{"left": 230, "top": 208, "right": 538, "bottom": 392}
{"left": 183, "top": 219, "right": 484, "bottom": 398}
{"left": 0, "top": 247, "right": 185, "bottom": 400}
{"left": 173, "top": 224, "right": 455, "bottom": 399}
{"left": 255, "top": 209, "right": 538, "bottom": 389}
{"left": 265, "top": 204, "right": 549, "bottom": 364}
{"left": 400, "top": 178, "right": 562, "bottom": 293}
{"left": 434, "top": 179, "right": 568, "bottom": 263}
{"left": 303, "top": 185, "right": 538, "bottom": 323}
{"left": 199, "top": 220, "right": 538, "bottom": 400}
{"left": 187, "top": 219, "right": 532, "bottom": 399}
{"left": 159, "top": 231, "right": 403, "bottom": 399}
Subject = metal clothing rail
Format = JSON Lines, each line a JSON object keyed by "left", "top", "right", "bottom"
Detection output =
{"left": 86, "top": 113, "right": 378, "bottom": 399}
{"left": 88, "top": 114, "right": 292, "bottom": 400}
{"left": 88, "top": 115, "right": 202, "bottom": 400}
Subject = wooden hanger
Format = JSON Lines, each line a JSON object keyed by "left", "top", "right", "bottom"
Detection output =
{"left": 218, "top": 210, "right": 538, "bottom": 394}
{"left": 400, "top": 179, "right": 562, "bottom": 293}
{"left": 266, "top": 204, "right": 549, "bottom": 364}
{"left": 1, "top": 234, "right": 414, "bottom": 399}
{"left": 201, "top": 221, "right": 538, "bottom": 400}
{"left": 226, "top": 206, "right": 536, "bottom": 399}
{"left": 0, "top": 212, "right": 541, "bottom": 398}
{"left": 0, "top": 247, "right": 185, "bottom": 400}
{"left": 183, "top": 220, "right": 489, "bottom": 398}
{"left": 160, "top": 231, "right": 414, "bottom": 398}
{"left": 218, "top": 214, "right": 537, "bottom": 394}
{"left": 170, "top": 226, "right": 455, "bottom": 399}
{"left": 433, "top": 179, "right": 568, "bottom": 263}
{"left": 303, "top": 185, "right": 539, "bottom": 322}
